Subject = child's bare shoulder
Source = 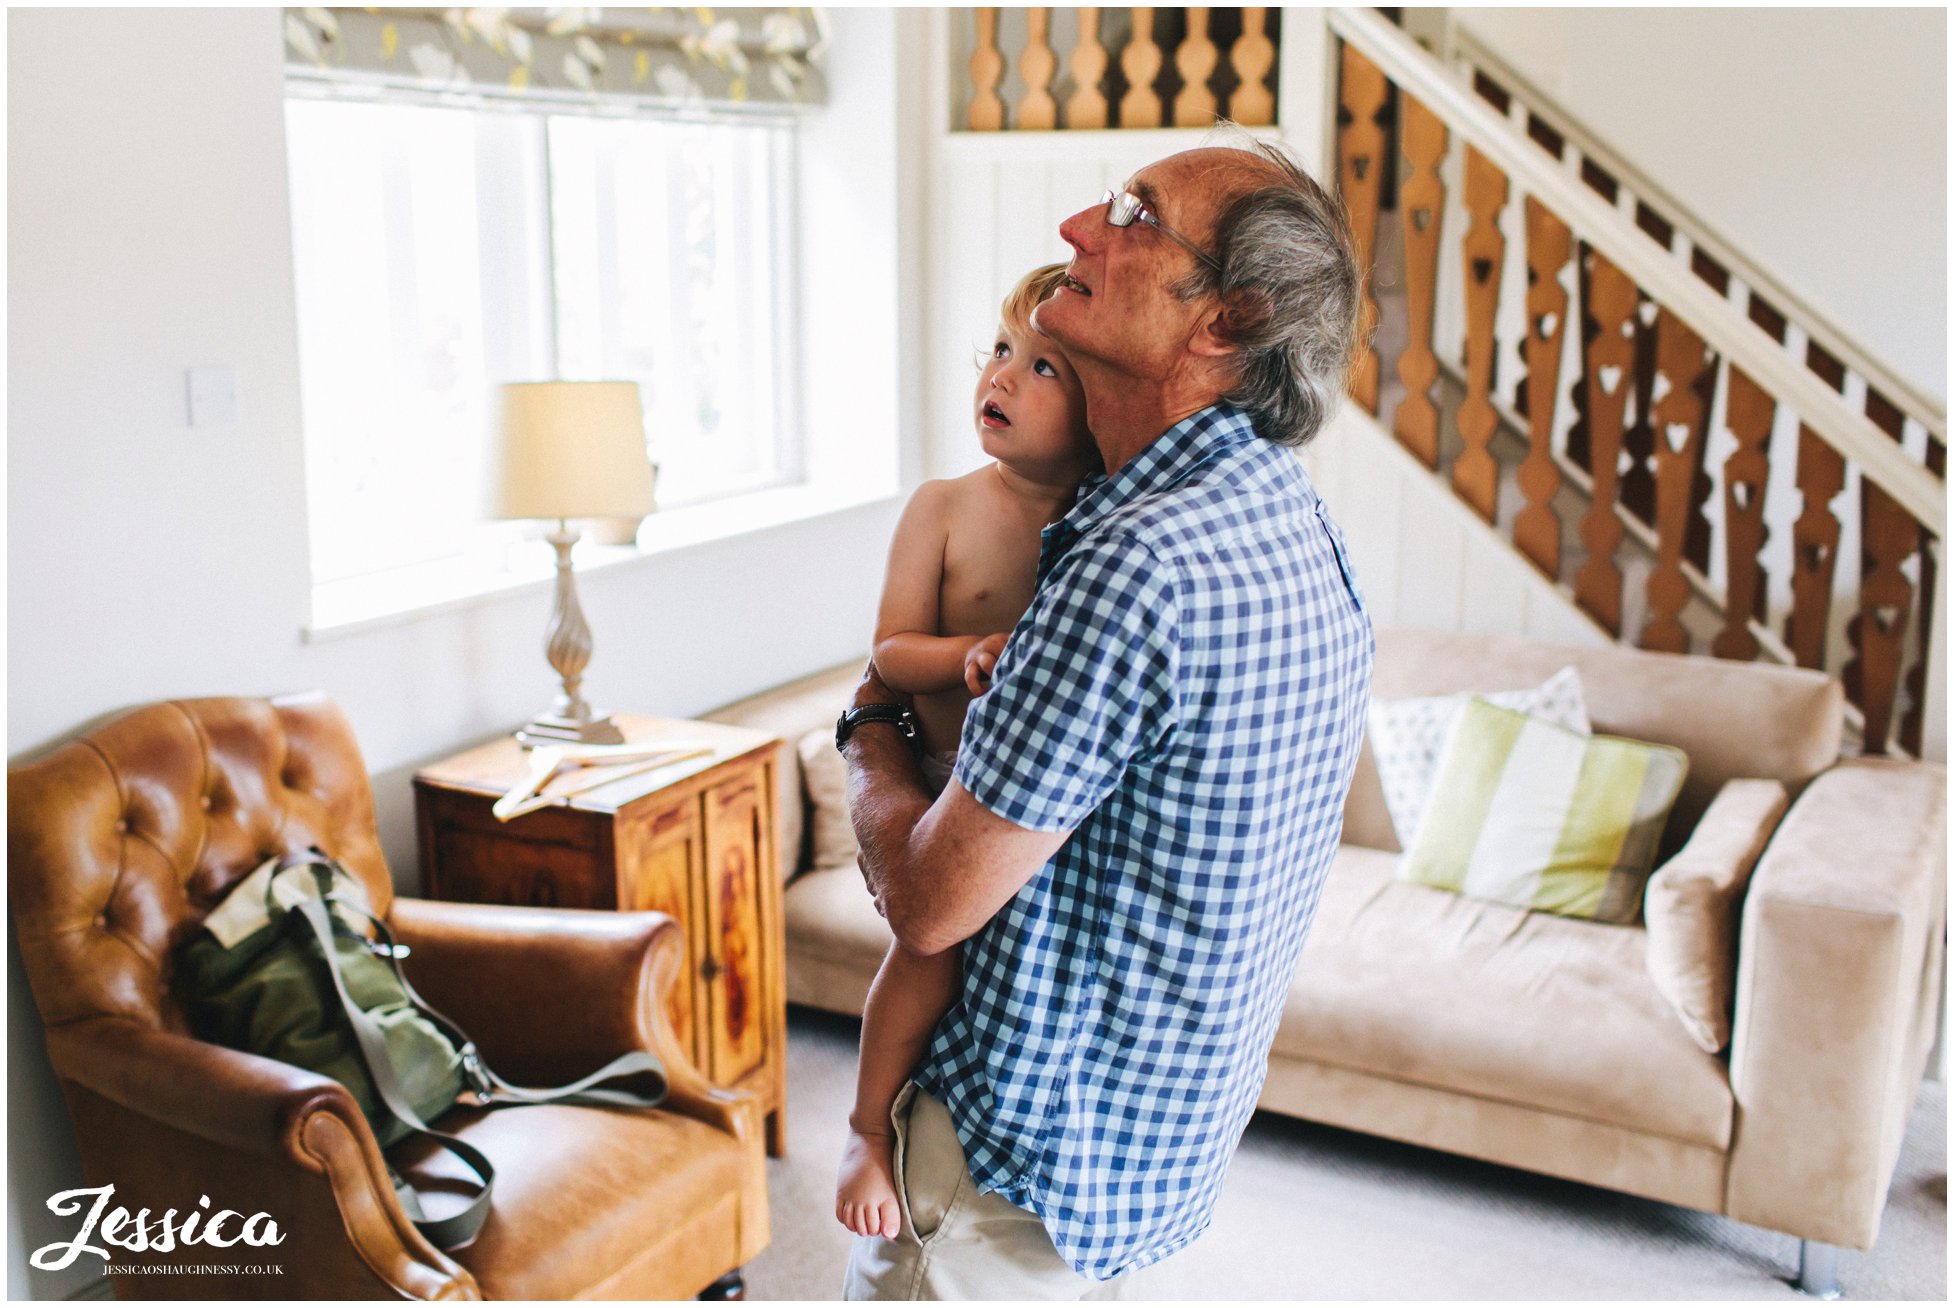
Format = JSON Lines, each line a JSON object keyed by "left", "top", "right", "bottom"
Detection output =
{"left": 904, "top": 466, "right": 996, "bottom": 519}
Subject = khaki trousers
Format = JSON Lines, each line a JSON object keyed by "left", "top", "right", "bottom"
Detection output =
{"left": 841, "top": 1082, "right": 1131, "bottom": 1301}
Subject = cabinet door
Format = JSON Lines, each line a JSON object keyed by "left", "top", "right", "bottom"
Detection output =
{"left": 618, "top": 798, "right": 706, "bottom": 1071}
{"left": 701, "top": 770, "right": 768, "bottom": 1086}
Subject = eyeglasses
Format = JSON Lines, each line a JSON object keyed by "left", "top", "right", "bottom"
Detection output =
{"left": 1103, "top": 188, "right": 1222, "bottom": 272}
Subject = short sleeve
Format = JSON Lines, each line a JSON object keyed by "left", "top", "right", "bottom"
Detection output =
{"left": 953, "top": 530, "right": 1181, "bottom": 832}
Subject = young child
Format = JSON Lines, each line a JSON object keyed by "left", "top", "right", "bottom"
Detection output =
{"left": 834, "top": 263, "right": 1100, "bottom": 1239}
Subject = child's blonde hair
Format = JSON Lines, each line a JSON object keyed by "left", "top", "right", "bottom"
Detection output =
{"left": 1001, "top": 263, "right": 1070, "bottom": 338}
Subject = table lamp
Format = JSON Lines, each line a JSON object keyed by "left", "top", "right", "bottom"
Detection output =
{"left": 490, "top": 380, "right": 655, "bottom": 746}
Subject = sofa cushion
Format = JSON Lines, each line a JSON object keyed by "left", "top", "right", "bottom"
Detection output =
{"left": 1367, "top": 665, "right": 1590, "bottom": 848}
{"left": 784, "top": 859, "right": 892, "bottom": 970}
{"left": 1643, "top": 778, "right": 1789, "bottom": 1053}
{"left": 1276, "top": 845, "right": 1733, "bottom": 1149}
{"left": 797, "top": 727, "right": 859, "bottom": 869}
{"left": 1399, "top": 699, "right": 1687, "bottom": 923}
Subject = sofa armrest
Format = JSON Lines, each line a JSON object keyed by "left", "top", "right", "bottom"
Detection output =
{"left": 1724, "top": 756, "right": 1947, "bottom": 1248}
{"left": 45, "top": 1017, "right": 474, "bottom": 1298}
{"left": 1643, "top": 778, "right": 1789, "bottom": 1053}
{"left": 386, "top": 898, "right": 761, "bottom": 1146}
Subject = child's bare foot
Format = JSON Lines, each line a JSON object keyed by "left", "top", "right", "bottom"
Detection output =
{"left": 835, "top": 1128, "right": 902, "bottom": 1238}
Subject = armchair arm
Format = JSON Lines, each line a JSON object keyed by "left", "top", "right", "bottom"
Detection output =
{"left": 387, "top": 898, "right": 760, "bottom": 1143}
{"left": 45, "top": 1017, "right": 474, "bottom": 1299}
{"left": 46, "top": 1016, "right": 356, "bottom": 1160}
{"left": 1725, "top": 757, "right": 1947, "bottom": 1248}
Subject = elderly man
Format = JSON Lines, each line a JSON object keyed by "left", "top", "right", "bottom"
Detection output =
{"left": 837, "top": 141, "right": 1374, "bottom": 1299}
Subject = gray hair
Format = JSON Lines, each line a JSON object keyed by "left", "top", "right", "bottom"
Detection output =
{"left": 1173, "top": 135, "right": 1364, "bottom": 449}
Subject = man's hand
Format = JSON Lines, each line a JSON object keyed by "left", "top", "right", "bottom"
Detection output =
{"left": 962, "top": 633, "right": 1010, "bottom": 695}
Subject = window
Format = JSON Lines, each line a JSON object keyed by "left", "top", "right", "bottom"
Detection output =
{"left": 285, "top": 91, "right": 799, "bottom": 612}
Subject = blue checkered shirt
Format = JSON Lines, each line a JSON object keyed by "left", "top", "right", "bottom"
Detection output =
{"left": 914, "top": 402, "right": 1374, "bottom": 1280}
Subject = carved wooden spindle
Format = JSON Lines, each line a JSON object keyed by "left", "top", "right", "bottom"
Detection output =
{"left": 1229, "top": 7, "right": 1277, "bottom": 126}
{"left": 1640, "top": 309, "right": 1714, "bottom": 654}
{"left": 1783, "top": 344, "right": 1849, "bottom": 669}
{"left": 1337, "top": 44, "right": 1387, "bottom": 415}
{"left": 1515, "top": 197, "right": 1571, "bottom": 579}
{"left": 1454, "top": 146, "right": 1508, "bottom": 523}
{"left": 1017, "top": 8, "right": 1058, "bottom": 130}
{"left": 968, "top": 8, "right": 1006, "bottom": 131}
{"left": 1574, "top": 251, "right": 1638, "bottom": 637}
{"left": 1119, "top": 8, "right": 1164, "bottom": 129}
{"left": 1711, "top": 365, "right": 1777, "bottom": 661}
{"left": 1622, "top": 296, "right": 1660, "bottom": 527}
{"left": 1066, "top": 8, "right": 1109, "bottom": 129}
{"left": 1900, "top": 436, "right": 1943, "bottom": 756}
{"left": 1393, "top": 92, "right": 1446, "bottom": 470}
{"left": 1173, "top": 7, "right": 1219, "bottom": 126}
{"left": 1841, "top": 391, "right": 1917, "bottom": 754}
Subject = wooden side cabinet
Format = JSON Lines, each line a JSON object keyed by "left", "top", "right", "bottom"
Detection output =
{"left": 413, "top": 716, "right": 788, "bottom": 1157}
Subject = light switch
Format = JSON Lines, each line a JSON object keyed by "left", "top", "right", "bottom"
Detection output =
{"left": 187, "top": 366, "right": 237, "bottom": 428}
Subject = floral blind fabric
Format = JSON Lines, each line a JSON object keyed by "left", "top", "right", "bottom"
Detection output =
{"left": 284, "top": 7, "right": 827, "bottom": 110}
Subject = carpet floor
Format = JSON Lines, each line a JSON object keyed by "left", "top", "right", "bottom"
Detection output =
{"left": 745, "top": 1008, "right": 1946, "bottom": 1301}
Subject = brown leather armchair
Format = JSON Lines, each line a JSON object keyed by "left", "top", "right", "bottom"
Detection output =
{"left": 9, "top": 692, "right": 769, "bottom": 1300}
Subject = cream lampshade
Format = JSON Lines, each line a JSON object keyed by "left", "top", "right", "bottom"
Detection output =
{"left": 490, "top": 380, "right": 655, "bottom": 746}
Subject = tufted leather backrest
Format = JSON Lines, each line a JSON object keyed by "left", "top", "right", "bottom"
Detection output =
{"left": 8, "top": 693, "right": 393, "bottom": 1033}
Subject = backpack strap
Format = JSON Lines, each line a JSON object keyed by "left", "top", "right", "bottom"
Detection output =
{"left": 289, "top": 897, "right": 497, "bottom": 1251}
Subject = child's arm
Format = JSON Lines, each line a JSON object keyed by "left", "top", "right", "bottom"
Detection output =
{"left": 872, "top": 482, "right": 985, "bottom": 695}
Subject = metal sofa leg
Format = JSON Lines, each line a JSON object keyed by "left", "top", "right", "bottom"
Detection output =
{"left": 699, "top": 1269, "right": 746, "bottom": 1301}
{"left": 1796, "top": 1240, "right": 1841, "bottom": 1299}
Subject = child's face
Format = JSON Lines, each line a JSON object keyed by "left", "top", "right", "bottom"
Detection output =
{"left": 974, "top": 320, "right": 1095, "bottom": 479}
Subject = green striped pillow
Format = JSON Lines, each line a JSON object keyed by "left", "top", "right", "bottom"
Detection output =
{"left": 1398, "top": 697, "right": 1689, "bottom": 923}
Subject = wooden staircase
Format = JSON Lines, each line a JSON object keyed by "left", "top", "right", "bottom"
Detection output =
{"left": 1331, "top": 8, "right": 1944, "bottom": 760}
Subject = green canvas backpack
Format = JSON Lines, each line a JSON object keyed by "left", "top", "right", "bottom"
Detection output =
{"left": 180, "top": 849, "right": 667, "bottom": 1249}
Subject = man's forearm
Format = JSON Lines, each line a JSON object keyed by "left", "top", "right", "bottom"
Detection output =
{"left": 841, "top": 724, "right": 950, "bottom": 955}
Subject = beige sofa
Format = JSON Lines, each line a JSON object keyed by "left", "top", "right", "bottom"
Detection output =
{"left": 705, "top": 626, "right": 1945, "bottom": 1294}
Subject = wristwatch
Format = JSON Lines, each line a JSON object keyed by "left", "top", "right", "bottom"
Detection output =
{"left": 835, "top": 704, "right": 920, "bottom": 753}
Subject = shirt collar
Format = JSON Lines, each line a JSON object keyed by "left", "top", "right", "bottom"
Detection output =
{"left": 1044, "top": 403, "right": 1258, "bottom": 556}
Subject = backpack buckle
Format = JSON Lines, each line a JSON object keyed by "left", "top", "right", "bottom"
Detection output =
{"left": 460, "top": 1044, "right": 494, "bottom": 1104}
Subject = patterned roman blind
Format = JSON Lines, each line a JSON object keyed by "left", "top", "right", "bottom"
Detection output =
{"left": 283, "top": 7, "right": 827, "bottom": 111}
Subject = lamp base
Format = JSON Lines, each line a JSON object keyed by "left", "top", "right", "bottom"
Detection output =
{"left": 516, "top": 713, "right": 629, "bottom": 748}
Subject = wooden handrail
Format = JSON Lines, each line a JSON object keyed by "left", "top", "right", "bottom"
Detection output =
{"left": 1452, "top": 25, "right": 1946, "bottom": 439}
{"left": 1328, "top": 6, "right": 1944, "bottom": 538}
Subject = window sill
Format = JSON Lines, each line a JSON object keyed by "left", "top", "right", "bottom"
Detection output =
{"left": 301, "top": 482, "right": 900, "bottom": 644}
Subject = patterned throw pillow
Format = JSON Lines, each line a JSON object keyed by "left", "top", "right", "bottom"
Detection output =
{"left": 797, "top": 728, "right": 859, "bottom": 868}
{"left": 1398, "top": 698, "right": 1689, "bottom": 924}
{"left": 1366, "top": 666, "right": 1590, "bottom": 849}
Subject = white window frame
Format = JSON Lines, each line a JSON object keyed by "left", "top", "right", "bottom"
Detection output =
{"left": 285, "top": 83, "right": 809, "bottom": 638}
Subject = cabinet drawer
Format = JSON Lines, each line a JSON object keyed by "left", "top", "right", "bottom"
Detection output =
{"left": 418, "top": 782, "right": 601, "bottom": 853}
{"left": 432, "top": 828, "right": 613, "bottom": 910}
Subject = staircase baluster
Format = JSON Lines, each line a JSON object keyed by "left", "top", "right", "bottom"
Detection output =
{"left": 1712, "top": 362, "right": 1777, "bottom": 661}
{"left": 1900, "top": 436, "right": 1942, "bottom": 756}
{"left": 1229, "top": 7, "right": 1277, "bottom": 126}
{"left": 969, "top": 8, "right": 1006, "bottom": 131}
{"left": 1173, "top": 7, "right": 1219, "bottom": 126}
{"left": 1066, "top": 8, "right": 1110, "bottom": 129}
{"left": 1119, "top": 8, "right": 1164, "bottom": 129}
{"left": 1393, "top": 91, "right": 1446, "bottom": 469}
{"left": 1784, "top": 344, "right": 1849, "bottom": 670}
{"left": 1516, "top": 196, "right": 1571, "bottom": 578}
{"left": 1017, "top": 9, "right": 1059, "bottom": 130}
{"left": 1455, "top": 146, "right": 1508, "bottom": 523}
{"left": 1575, "top": 251, "right": 1638, "bottom": 637}
{"left": 1842, "top": 390, "right": 1918, "bottom": 754}
{"left": 1641, "top": 309, "right": 1714, "bottom": 653}
{"left": 1337, "top": 43, "right": 1388, "bottom": 415}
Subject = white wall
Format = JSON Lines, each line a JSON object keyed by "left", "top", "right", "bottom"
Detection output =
{"left": 1452, "top": 6, "right": 1947, "bottom": 407}
{"left": 6, "top": 7, "right": 920, "bottom": 1297}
